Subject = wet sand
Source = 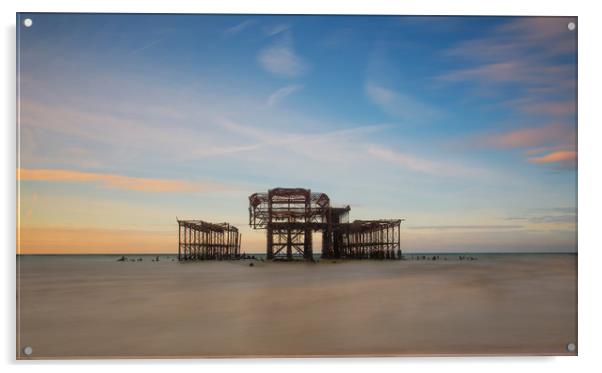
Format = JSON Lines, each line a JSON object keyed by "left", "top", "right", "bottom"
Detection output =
{"left": 16, "top": 254, "right": 577, "bottom": 358}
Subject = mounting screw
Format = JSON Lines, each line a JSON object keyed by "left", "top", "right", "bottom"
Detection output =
{"left": 23, "top": 18, "right": 33, "bottom": 28}
{"left": 23, "top": 346, "right": 33, "bottom": 356}
{"left": 568, "top": 22, "right": 576, "bottom": 31}
{"left": 566, "top": 342, "right": 576, "bottom": 352}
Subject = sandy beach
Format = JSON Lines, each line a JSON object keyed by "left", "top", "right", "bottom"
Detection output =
{"left": 16, "top": 254, "right": 577, "bottom": 358}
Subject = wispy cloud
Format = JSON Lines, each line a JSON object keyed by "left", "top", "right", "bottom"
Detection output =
{"left": 263, "top": 23, "right": 290, "bottom": 36}
{"left": 364, "top": 81, "right": 439, "bottom": 123}
{"left": 528, "top": 150, "right": 577, "bottom": 168}
{"left": 438, "top": 62, "right": 573, "bottom": 88}
{"left": 224, "top": 19, "right": 256, "bottom": 36}
{"left": 219, "top": 118, "right": 387, "bottom": 156}
{"left": 257, "top": 30, "right": 308, "bottom": 77}
{"left": 480, "top": 123, "right": 573, "bottom": 149}
{"left": 475, "top": 123, "right": 576, "bottom": 168}
{"left": 266, "top": 84, "right": 304, "bottom": 107}
{"left": 19, "top": 98, "right": 264, "bottom": 163}
{"left": 216, "top": 118, "right": 397, "bottom": 168}
{"left": 367, "top": 145, "right": 489, "bottom": 178}
{"left": 503, "top": 97, "right": 576, "bottom": 117}
{"left": 408, "top": 224, "right": 523, "bottom": 231}
{"left": 506, "top": 207, "right": 577, "bottom": 224}
{"left": 496, "top": 17, "right": 576, "bottom": 55}
{"left": 440, "top": 17, "right": 576, "bottom": 127}
{"left": 508, "top": 215, "right": 575, "bottom": 224}
{"left": 441, "top": 17, "right": 577, "bottom": 170}
{"left": 17, "top": 168, "right": 234, "bottom": 193}
{"left": 130, "top": 36, "right": 168, "bottom": 55}
{"left": 443, "top": 17, "right": 576, "bottom": 67}
{"left": 190, "top": 144, "right": 263, "bottom": 158}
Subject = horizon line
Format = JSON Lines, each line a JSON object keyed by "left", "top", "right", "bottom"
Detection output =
{"left": 16, "top": 251, "right": 578, "bottom": 256}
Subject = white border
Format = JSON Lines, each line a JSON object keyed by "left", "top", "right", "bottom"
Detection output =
{"left": 2, "top": 1, "right": 601, "bottom": 372}
{"left": 1, "top": 0, "right": 586, "bottom": 16}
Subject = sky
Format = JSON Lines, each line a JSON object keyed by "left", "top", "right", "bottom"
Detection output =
{"left": 16, "top": 14, "right": 577, "bottom": 254}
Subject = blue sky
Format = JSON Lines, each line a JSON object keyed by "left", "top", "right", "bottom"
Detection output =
{"left": 17, "top": 14, "right": 577, "bottom": 253}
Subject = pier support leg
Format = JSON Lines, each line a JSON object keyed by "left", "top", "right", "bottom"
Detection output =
{"left": 267, "top": 227, "right": 274, "bottom": 260}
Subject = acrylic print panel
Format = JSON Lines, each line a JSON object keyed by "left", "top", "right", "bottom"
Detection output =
{"left": 16, "top": 13, "right": 577, "bottom": 359}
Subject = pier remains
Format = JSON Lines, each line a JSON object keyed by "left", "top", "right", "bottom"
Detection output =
{"left": 177, "top": 219, "right": 241, "bottom": 260}
{"left": 249, "top": 188, "right": 403, "bottom": 260}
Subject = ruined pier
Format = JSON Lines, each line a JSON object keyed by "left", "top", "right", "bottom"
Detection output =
{"left": 177, "top": 219, "right": 241, "bottom": 260}
{"left": 249, "top": 188, "right": 403, "bottom": 260}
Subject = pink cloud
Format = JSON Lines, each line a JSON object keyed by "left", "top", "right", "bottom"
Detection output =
{"left": 475, "top": 123, "right": 576, "bottom": 168}
{"left": 481, "top": 123, "right": 574, "bottom": 149}
{"left": 446, "top": 17, "right": 576, "bottom": 62}
{"left": 17, "top": 168, "right": 233, "bottom": 193}
{"left": 438, "top": 61, "right": 574, "bottom": 89}
{"left": 523, "top": 144, "right": 572, "bottom": 156}
{"left": 496, "top": 17, "right": 576, "bottom": 55}
{"left": 528, "top": 150, "right": 577, "bottom": 166}
{"left": 505, "top": 98, "right": 576, "bottom": 117}
{"left": 439, "top": 62, "right": 521, "bottom": 83}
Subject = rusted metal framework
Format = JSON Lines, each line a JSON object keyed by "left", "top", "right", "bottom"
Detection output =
{"left": 337, "top": 220, "right": 402, "bottom": 259}
{"left": 249, "top": 188, "right": 402, "bottom": 260}
{"left": 177, "top": 219, "right": 241, "bottom": 260}
{"left": 249, "top": 188, "right": 331, "bottom": 260}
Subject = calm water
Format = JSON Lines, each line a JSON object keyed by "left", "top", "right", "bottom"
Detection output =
{"left": 16, "top": 253, "right": 577, "bottom": 358}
